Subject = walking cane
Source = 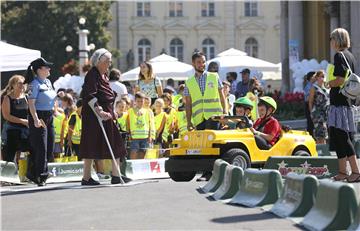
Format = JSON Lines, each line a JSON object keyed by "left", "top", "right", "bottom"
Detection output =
{"left": 88, "top": 98, "right": 125, "bottom": 184}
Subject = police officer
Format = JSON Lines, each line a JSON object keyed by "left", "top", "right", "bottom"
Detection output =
{"left": 25, "top": 58, "right": 58, "bottom": 186}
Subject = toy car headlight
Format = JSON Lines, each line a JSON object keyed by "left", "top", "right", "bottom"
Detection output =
{"left": 184, "top": 135, "right": 189, "bottom": 141}
{"left": 208, "top": 134, "right": 214, "bottom": 141}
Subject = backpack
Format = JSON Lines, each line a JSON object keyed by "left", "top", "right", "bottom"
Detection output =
{"left": 340, "top": 52, "right": 360, "bottom": 100}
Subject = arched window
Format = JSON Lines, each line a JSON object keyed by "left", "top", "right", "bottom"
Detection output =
{"left": 138, "top": 39, "right": 151, "bottom": 64}
{"left": 202, "top": 38, "right": 215, "bottom": 60}
{"left": 245, "top": 37, "right": 258, "bottom": 58}
{"left": 170, "top": 38, "right": 184, "bottom": 61}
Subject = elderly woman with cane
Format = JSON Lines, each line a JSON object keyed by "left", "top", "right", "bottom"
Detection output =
{"left": 80, "top": 48, "right": 129, "bottom": 185}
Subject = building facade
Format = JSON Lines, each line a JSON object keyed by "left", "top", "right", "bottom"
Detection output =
{"left": 108, "top": 1, "right": 281, "bottom": 72}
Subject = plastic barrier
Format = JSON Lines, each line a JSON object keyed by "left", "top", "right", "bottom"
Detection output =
{"left": 348, "top": 201, "right": 360, "bottom": 231}
{"left": 270, "top": 173, "right": 319, "bottom": 218}
{"left": 211, "top": 165, "right": 243, "bottom": 200}
{"left": 199, "top": 159, "right": 228, "bottom": 193}
{"left": 124, "top": 158, "right": 169, "bottom": 180}
{"left": 300, "top": 179, "right": 358, "bottom": 231}
{"left": 316, "top": 144, "right": 331, "bottom": 156}
{"left": 0, "top": 161, "right": 21, "bottom": 184}
{"left": 47, "top": 161, "right": 98, "bottom": 183}
{"left": 264, "top": 156, "right": 338, "bottom": 179}
{"left": 228, "top": 168, "right": 283, "bottom": 207}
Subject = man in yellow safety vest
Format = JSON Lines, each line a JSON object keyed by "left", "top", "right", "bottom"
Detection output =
{"left": 184, "top": 52, "right": 226, "bottom": 131}
{"left": 183, "top": 52, "right": 226, "bottom": 181}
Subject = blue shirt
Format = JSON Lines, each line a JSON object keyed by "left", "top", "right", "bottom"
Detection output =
{"left": 183, "top": 71, "right": 223, "bottom": 96}
{"left": 304, "top": 82, "right": 313, "bottom": 102}
{"left": 235, "top": 81, "right": 249, "bottom": 98}
{"left": 28, "top": 77, "right": 57, "bottom": 111}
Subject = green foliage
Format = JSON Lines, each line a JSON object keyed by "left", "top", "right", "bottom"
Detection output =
{"left": 1, "top": 1, "right": 114, "bottom": 79}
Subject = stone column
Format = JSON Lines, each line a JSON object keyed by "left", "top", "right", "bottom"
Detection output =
{"left": 288, "top": 1, "right": 304, "bottom": 60}
{"left": 280, "top": 1, "right": 290, "bottom": 92}
{"left": 224, "top": 1, "right": 236, "bottom": 49}
{"left": 350, "top": 1, "right": 360, "bottom": 73}
{"left": 339, "top": 1, "right": 351, "bottom": 32}
{"left": 326, "top": 1, "right": 339, "bottom": 62}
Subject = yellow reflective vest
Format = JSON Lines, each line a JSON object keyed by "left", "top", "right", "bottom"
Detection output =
{"left": 128, "top": 108, "right": 155, "bottom": 140}
{"left": 116, "top": 112, "right": 128, "bottom": 131}
{"left": 54, "top": 113, "right": 66, "bottom": 143}
{"left": 176, "top": 110, "right": 188, "bottom": 137}
{"left": 68, "top": 111, "right": 82, "bottom": 144}
{"left": 326, "top": 63, "right": 350, "bottom": 88}
{"left": 162, "top": 107, "right": 176, "bottom": 142}
{"left": 185, "top": 72, "right": 223, "bottom": 126}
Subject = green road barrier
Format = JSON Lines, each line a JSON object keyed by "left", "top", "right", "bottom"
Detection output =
{"left": 348, "top": 201, "right": 360, "bottom": 231}
{"left": 228, "top": 168, "right": 283, "bottom": 207}
{"left": 264, "top": 156, "right": 338, "bottom": 179}
{"left": 211, "top": 165, "right": 243, "bottom": 200}
{"left": 316, "top": 144, "right": 331, "bottom": 157}
{"left": 0, "top": 161, "right": 21, "bottom": 184}
{"left": 300, "top": 179, "right": 358, "bottom": 231}
{"left": 270, "top": 173, "right": 318, "bottom": 218}
{"left": 199, "top": 159, "right": 228, "bottom": 193}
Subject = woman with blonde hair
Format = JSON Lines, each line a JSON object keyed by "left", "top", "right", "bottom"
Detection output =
{"left": 135, "top": 61, "right": 163, "bottom": 105}
{"left": 1, "top": 75, "right": 29, "bottom": 163}
{"left": 327, "top": 28, "right": 360, "bottom": 182}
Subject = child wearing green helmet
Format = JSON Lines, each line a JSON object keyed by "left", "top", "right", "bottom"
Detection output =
{"left": 250, "top": 96, "right": 281, "bottom": 150}
{"left": 220, "top": 97, "right": 254, "bottom": 129}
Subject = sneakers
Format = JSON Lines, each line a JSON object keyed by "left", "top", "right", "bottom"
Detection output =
{"left": 96, "top": 172, "right": 110, "bottom": 180}
{"left": 111, "top": 175, "right": 132, "bottom": 184}
{"left": 196, "top": 172, "right": 212, "bottom": 182}
{"left": 81, "top": 177, "right": 100, "bottom": 186}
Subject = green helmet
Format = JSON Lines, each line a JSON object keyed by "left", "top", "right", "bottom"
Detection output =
{"left": 259, "top": 96, "right": 277, "bottom": 112}
{"left": 234, "top": 97, "right": 253, "bottom": 109}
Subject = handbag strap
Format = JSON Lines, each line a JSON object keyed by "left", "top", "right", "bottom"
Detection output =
{"left": 340, "top": 52, "right": 353, "bottom": 74}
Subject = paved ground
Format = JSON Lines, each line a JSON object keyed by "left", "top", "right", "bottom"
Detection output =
{"left": 1, "top": 178, "right": 303, "bottom": 230}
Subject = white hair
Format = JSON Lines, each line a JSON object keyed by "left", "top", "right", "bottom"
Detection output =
{"left": 90, "top": 48, "right": 112, "bottom": 66}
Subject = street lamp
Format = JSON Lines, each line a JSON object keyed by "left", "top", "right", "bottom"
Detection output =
{"left": 77, "top": 17, "right": 95, "bottom": 76}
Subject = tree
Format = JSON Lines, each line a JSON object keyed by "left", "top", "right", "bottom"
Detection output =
{"left": 1, "top": 1, "right": 114, "bottom": 80}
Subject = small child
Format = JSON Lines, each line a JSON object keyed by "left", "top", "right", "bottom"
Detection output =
{"left": 127, "top": 92, "right": 155, "bottom": 159}
{"left": 153, "top": 98, "right": 167, "bottom": 145}
{"left": 221, "top": 97, "right": 254, "bottom": 130}
{"left": 115, "top": 99, "right": 128, "bottom": 132}
{"left": 144, "top": 96, "right": 152, "bottom": 110}
{"left": 174, "top": 100, "right": 188, "bottom": 139}
{"left": 66, "top": 99, "right": 82, "bottom": 158}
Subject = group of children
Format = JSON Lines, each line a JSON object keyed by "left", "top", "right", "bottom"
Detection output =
{"left": 115, "top": 91, "right": 188, "bottom": 159}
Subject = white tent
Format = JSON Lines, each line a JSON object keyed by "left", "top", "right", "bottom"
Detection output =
{"left": 121, "top": 54, "right": 194, "bottom": 82}
{"left": 207, "top": 48, "right": 281, "bottom": 80}
{"left": 0, "top": 41, "right": 41, "bottom": 72}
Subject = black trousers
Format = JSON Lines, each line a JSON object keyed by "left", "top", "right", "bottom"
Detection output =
{"left": 254, "top": 135, "right": 272, "bottom": 150}
{"left": 28, "top": 111, "right": 54, "bottom": 179}
{"left": 4, "top": 129, "right": 30, "bottom": 162}
{"left": 196, "top": 118, "right": 220, "bottom": 130}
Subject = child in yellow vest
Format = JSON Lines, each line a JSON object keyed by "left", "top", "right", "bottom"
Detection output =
{"left": 153, "top": 98, "right": 167, "bottom": 146}
{"left": 115, "top": 99, "right": 128, "bottom": 132}
{"left": 53, "top": 106, "right": 66, "bottom": 158}
{"left": 66, "top": 99, "right": 82, "bottom": 159}
{"left": 127, "top": 92, "right": 155, "bottom": 159}
{"left": 174, "top": 100, "right": 188, "bottom": 139}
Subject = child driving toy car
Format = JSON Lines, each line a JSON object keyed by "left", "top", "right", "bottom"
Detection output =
{"left": 250, "top": 96, "right": 281, "bottom": 150}
{"left": 220, "top": 97, "right": 254, "bottom": 129}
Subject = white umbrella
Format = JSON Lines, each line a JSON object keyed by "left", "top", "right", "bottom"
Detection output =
{"left": 207, "top": 48, "right": 281, "bottom": 81}
{"left": 0, "top": 41, "right": 41, "bottom": 72}
{"left": 121, "top": 54, "right": 194, "bottom": 82}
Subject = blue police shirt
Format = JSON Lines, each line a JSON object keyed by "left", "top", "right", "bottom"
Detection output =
{"left": 28, "top": 77, "right": 57, "bottom": 111}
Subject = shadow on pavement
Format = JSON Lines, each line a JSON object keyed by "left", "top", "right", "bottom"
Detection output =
{"left": 211, "top": 212, "right": 278, "bottom": 224}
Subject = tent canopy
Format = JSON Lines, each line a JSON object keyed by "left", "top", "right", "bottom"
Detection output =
{"left": 121, "top": 54, "right": 194, "bottom": 82}
{"left": 207, "top": 48, "right": 281, "bottom": 80}
{"left": 0, "top": 41, "right": 41, "bottom": 72}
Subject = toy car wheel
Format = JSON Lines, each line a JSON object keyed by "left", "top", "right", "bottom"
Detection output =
{"left": 293, "top": 150, "right": 311, "bottom": 156}
{"left": 168, "top": 171, "right": 196, "bottom": 182}
{"left": 223, "top": 148, "right": 250, "bottom": 169}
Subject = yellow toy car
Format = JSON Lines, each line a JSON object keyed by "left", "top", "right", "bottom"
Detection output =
{"left": 165, "top": 116, "right": 317, "bottom": 182}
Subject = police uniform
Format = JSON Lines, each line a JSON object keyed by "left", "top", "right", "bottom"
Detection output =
{"left": 27, "top": 74, "right": 57, "bottom": 184}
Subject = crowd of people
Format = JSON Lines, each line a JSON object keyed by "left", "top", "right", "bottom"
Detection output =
{"left": 1, "top": 27, "right": 359, "bottom": 185}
